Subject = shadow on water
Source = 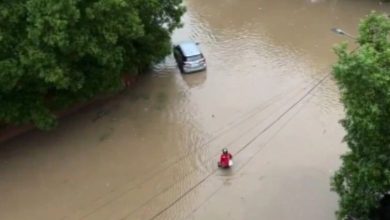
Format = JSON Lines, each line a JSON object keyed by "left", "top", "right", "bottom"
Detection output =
{"left": 181, "top": 71, "right": 208, "bottom": 89}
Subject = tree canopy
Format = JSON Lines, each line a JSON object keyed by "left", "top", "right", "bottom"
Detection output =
{"left": 332, "top": 12, "right": 390, "bottom": 220}
{"left": 0, "top": 0, "right": 184, "bottom": 129}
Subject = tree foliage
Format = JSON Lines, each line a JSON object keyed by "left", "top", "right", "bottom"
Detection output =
{"left": 0, "top": 0, "right": 184, "bottom": 129}
{"left": 332, "top": 12, "right": 390, "bottom": 220}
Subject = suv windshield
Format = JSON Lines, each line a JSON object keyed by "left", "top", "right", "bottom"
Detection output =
{"left": 186, "top": 54, "right": 203, "bottom": 62}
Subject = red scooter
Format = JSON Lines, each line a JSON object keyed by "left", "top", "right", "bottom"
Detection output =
{"left": 218, "top": 148, "right": 233, "bottom": 169}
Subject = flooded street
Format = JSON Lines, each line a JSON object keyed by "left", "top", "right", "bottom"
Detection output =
{"left": 1, "top": 0, "right": 389, "bottom": 219}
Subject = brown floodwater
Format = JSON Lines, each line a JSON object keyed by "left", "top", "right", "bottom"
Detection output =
{"left": 0, "top": 0, "right": 389, "bottom": 220}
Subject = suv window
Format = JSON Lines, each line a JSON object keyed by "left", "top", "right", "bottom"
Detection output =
{"left": 185, "top": 54, "right": 203, "bottom": 62}
{"left": 173, "top": 46, "right": 180, "bottom": 54}
{"left": 174, "top": 47, "right": 183, "bottom": 59}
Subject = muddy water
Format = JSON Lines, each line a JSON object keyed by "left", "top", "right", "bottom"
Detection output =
{"left": 1, "top": 1, "right": 389, "bottom": 220}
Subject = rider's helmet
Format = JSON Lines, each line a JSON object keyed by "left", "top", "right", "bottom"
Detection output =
{"left": 222, "top": 148, "right": 228, "bottom": 154}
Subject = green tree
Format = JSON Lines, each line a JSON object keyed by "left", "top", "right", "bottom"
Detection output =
{"left": 0, "top": 0, "right": 184, "bottom": 129}
{"left": 332, "top": 12, "right": 390, "bottom": 220}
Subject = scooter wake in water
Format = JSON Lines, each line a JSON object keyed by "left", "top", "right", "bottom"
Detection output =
{"left": 218, "top": 148, "right": 233, "bottom": 169}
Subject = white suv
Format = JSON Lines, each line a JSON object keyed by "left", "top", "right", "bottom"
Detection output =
{"left": 173, "top": 42, "right": 206, "bottom": 73}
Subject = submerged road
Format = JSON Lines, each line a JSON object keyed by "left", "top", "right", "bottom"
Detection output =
{"left": 1, "top": 0, "right": 389, "bottom": 219}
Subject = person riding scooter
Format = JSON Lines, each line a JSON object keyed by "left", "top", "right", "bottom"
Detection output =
{"left": 218, "top": 148, "right": 233, "bottom": 168}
